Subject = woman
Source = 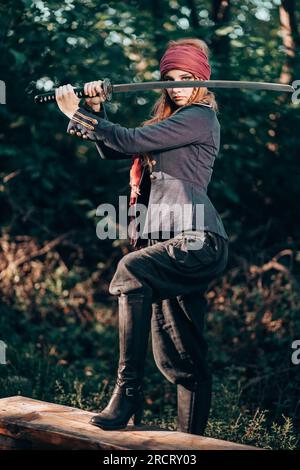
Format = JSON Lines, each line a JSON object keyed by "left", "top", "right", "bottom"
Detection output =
{"left": 55, "top": 38, "right": 229, "bottom": 435}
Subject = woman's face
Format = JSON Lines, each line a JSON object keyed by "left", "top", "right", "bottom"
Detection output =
{"left": 163, "top": 69, "right": 198, "bottom": 106}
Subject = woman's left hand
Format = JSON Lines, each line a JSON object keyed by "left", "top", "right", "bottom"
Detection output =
{"left": 55, "top": 84, "right": 80, "bottom": 119}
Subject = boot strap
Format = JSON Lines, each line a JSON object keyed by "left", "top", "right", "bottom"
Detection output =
{"left": 113, "top": 385, "right": 143, "bottom": 397}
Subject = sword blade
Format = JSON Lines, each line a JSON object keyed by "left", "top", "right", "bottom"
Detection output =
{"left": 33, "top": 78, "right": 295, "bottom": 104}
{"left": 112, "top": 80, "right": 295, "bottom": 93}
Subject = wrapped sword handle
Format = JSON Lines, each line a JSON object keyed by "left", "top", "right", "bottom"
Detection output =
{"left": 34, "top": 78, "right": 113, "bottom": 104}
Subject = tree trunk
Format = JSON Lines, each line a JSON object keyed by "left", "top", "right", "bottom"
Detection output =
{"left": 186, "top": 0, "right": 200, "bottom": 30}
{"left": 151, "top": 0, "right": 167, "bottom": 64}
{"left": 279, "top": 0, "right": 299, "bottom": 88}
{"left": 210, "top": 0, "right": 231, "bottom": 73}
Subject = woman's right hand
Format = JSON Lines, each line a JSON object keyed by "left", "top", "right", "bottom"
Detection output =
{"left": 84, "top": 80, "right": 107, "bottom": 111}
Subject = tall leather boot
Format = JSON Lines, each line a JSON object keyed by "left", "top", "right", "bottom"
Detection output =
{"left": 90, "top": 293, "right": 152, "bottom": 430}
{"left": 177, "top": 376, "right": 212, "bottom": 435}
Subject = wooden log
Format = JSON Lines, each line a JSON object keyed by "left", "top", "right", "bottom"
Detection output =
{"left": 0, "top": 396, "right": 260, "bottom": 450}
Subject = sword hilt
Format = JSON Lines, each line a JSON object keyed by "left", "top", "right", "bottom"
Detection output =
{"left": 34, "top": 78, "right": 113, "bottom": 104}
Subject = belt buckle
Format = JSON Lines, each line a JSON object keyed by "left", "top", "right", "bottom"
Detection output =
{"left": 125, "top": 387, "right": 135, "bottom": 396}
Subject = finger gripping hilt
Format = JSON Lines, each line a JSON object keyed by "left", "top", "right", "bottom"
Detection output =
{"left": 33, "top": 78, "right": 113, "bottom": 104}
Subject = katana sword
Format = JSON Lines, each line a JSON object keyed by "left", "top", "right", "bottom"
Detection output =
{"left": 34, "top": 77, "right": 295, "bottom": 104}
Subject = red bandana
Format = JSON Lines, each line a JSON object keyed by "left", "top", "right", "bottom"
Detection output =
{"left": 129, "top": 154, "right": 143, "bottom": 206}
{"left": 129, "top": 154, "right": 143, "bottom": 245}
{"left": 159, "top": 44, "right": 211, "bottom": 81}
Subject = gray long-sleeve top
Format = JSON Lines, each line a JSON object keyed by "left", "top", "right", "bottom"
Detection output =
{"left": 67, "top": 102, "right": 228, "bottom": 242}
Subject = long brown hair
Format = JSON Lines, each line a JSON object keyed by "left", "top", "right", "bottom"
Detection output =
{"left": 139, "top": 38, "right": 218, "bottom": 172}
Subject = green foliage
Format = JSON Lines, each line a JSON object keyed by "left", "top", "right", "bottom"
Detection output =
{"left": 207, "top": 377, "right": 299, "bottom": 450}
{"left": 205, "top": 257, "right": 300, "bottom": 427}
{"left": 1, "top": 0, "right": 300, "bottom": 248}
{"left": 1, "top": 301, "right": 299, "bottom": 449}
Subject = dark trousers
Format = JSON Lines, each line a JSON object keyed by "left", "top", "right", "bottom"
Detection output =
{"left": 108, "top": 231, "right": 229, "bottom": 388}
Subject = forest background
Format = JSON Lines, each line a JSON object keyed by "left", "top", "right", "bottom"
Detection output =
{"left": 0, "top": 0, "right": 300, "bottom": 449}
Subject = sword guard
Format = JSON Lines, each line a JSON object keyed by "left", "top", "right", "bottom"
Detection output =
{"left": 102, "top": 78, "right": 112, "bottom": 102}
